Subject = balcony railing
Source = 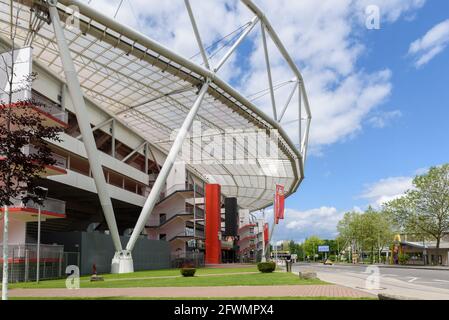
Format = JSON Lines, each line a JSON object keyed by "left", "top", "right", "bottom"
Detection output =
{"left": 186, "top": 206, "right": 205, "bottom": 218}
{"left": 21, "top": 145, "right": 67, "bottom": 169}
{"left": 148, "top": 209, "right": 204, "bottom": 228}
{"left": 169, "top": 230, "right": 205, "bottom": 241}
{"left": 159, "top": 183, "right": 204, "bottom": 201}
{"left": 31, "top": 91, "right": 68, "bottom": 124}
{"left": 10, "top": 194, "right": 66, "bottom": 215}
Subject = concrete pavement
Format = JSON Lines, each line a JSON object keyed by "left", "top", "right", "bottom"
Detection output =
{"left": 6, "top": 285, "right": 375, "bottom": 299}
{"left": 293, "top": 263, "right": 449, "bottom": 300}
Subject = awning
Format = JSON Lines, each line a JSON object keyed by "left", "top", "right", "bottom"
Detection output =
{"left": 0, "top": 0, "right": 306, "bottom": 211}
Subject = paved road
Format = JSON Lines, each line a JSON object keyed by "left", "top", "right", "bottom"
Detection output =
{"left": 293, "top": 263, "right": 449, "bottom": 300}
{"left": 299, "top": 264, "right": 449, "bottom": 289}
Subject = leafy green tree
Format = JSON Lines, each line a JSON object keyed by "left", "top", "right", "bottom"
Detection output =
{"left": 303, "top": 236, "right": 323, "bottom": 261}
{"left": 337, "top": 208, "right": 394, "bottom": 263}
{"left": 385, "top": 165, "right": 449, "bottom": 250}
{"left": 288, "top": 240, "right": 304, "bottom": 259}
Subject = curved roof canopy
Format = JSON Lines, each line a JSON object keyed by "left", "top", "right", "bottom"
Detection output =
{"left": 0, "top": 0, "right": 311, "bottom": 211}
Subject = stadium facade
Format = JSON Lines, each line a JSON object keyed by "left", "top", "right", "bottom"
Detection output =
{"left": 0, "top": 0, "right": 311, "bottom": 275}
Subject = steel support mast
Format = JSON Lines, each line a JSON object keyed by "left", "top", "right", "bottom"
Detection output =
{"left": 48, "top": 0, "right": 130, "bottom": 273}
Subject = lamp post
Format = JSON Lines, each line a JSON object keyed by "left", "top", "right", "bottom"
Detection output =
{"left": 36, "top": 204, "right": 41, "bottom": 283}
{"left": 261, "top": 209, "right": 266, "bottom": 262}
{"left": 35, "top": 187, "right": 48, "bottom": 283}
{"left": 2, "top": 205, "right": 9, "bottom": 300}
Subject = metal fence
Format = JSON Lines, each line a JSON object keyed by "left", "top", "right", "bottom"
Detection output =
{"left": 170, "top": 252, "right": 205, "bottom": 268}
{"left": 0, "top": 244, "right": 78, "bottom": 283}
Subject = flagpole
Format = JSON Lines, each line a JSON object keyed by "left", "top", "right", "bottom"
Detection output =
{"left": 267, "top": 187, "right": 277, "bottom": 261}
{"left": 266, "top": 185, "right": 285, "bottom": 262}
{"left": 261, "top": 210, "right": 266, "bottom": 262}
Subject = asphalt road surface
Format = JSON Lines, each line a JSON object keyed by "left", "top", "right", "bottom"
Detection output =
{"left": 292, "top": 263, "right": 449, "bottom": 299}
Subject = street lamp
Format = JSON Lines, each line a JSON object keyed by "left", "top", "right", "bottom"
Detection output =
{"left": 34, "top": 187, "right": 48, "bottom": 284}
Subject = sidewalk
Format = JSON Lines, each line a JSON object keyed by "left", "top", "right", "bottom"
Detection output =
{"left": 6, "top": 285, "right": 375, "bottom": 299}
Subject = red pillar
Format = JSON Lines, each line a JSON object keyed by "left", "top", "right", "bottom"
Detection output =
{"left": 205, "top": 184, "right": 221, "bottom": 264}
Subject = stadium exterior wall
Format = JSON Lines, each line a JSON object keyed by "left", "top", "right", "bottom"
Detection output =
{"left": 42, "top": 232, "right": 170, "bottom": 275}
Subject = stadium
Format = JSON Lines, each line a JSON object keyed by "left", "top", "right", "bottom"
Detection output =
{"left": 0, "top": 0, "right": 311, "bottom": 278}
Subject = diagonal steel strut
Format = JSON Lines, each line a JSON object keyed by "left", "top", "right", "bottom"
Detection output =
{"left": 48, "top": 1, "right": 123, "bottom": 253}
{"left": 126, "top": 80, "right": 210, "bottom": 252}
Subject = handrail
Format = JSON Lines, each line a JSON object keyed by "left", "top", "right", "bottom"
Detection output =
{"left": 169, "top": 230, "right": 205, "bottom": 242}
{"left": 146, "top": 209, "right": 204, "bottom": 228}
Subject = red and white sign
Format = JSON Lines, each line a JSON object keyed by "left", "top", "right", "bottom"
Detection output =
{"left": 274, "top": 184, "right": 285, "bottom": 224}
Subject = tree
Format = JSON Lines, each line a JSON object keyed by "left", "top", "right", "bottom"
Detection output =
{"left": 337, "top": 207, "right": 394, "bottom": 263}
{"left": 385, "top": 165, "right": 449, "bottom": 251}
{"left": 337, "top": 211, "right": 361, "bottom": 262}
{"left": 303, "top": 236, "right": 323, "bottom": 261}
{"left": 0, "top": 7, "right": 63, "bottom": 300}
{"left": 288, "top": 240, "right": 304, "bottom": 259}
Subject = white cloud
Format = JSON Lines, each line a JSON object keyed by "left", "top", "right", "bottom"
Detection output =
{"left": 360, "top": 176, "right": 414, "bottom": 208}
{"left": 271, "top": 176, "right": 413, "bottom": 242}
{"left": 409, "top": 19, "right": 449, "bottom": 68}
{"left": 266, "top": 206, "right": 347, "bottom": 242}
{"left": 368, "top": 110, "right": 402, "bottom": 128}
{"left": 79, "top": 0, "right": 425, "bottom": 154}
{"left": 354, "top": 0, "right": 426, "bottom": 23}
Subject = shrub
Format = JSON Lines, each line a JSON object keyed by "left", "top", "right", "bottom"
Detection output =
{"left": 398, "top": 253, "right": 409, "bottom": 265}
{"left": 257, "top": 262, "right": 276, "bottom": 273}
{"left": 180, "top": 268, "right": 196, "bottom": 277}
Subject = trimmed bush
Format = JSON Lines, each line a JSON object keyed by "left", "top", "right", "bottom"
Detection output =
{"left": 257, "top": 262, "right": 276, "bottom": 273}
{"left": 398, "top": 253, "right": 409, "bottom": 265}
{"left": 180, "top": 268, "right": 196, "bottom": 277}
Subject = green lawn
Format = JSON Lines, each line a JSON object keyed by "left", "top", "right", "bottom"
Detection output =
{"left": 8, "top": 267, "right": 326, "bottom": 289}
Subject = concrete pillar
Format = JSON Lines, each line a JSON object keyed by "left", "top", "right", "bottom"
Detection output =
{"left": 205, "top": 184, "right": 221, "bottom": 264}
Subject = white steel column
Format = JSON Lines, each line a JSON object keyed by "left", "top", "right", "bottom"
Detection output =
{"left": 278, "top": 80, "right": 298, "bottom": 123}
{"left": 184, "top": 0, "right": 210, "bottom": 70}
{"left": 261, "top": 23, "right": 277, "bottom": 121}
{"left": 214, "top": 16, "right": 259, "bottom": 72}
{"left": 2, "top": 206, "right": 8, "bottom": 300}
{"left": 298, "top": 81, "right": 302, "bottom": 149}
{"left": 48, "top": 1, "right": 127, "bottom": 272}
{"left": 126, "top": 81, "right": 210, "bottom": 252}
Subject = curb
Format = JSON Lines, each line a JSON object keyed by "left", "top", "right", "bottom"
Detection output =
{"left": 378, "top": 293, "right": 420, "bottom": 300}
{"left": 376, "top": 265, "right": 449, "bottom": 271}
{"left": 296, "top": 263, "right": 449, "bottom": 272}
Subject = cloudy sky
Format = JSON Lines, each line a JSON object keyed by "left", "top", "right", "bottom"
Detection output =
{"left": 81, "top": 0, "right": 449, "bottom": 242}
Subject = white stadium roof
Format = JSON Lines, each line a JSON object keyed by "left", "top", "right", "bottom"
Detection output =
{"left": 0, "top": 0, "right": 311, "bottom": 211}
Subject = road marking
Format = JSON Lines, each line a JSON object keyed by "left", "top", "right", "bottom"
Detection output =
{"left": 433, "top": 279, "right": 449, "bottom": 283}
{"left": 407, "top": 277, "right": 418, "bottom": 283}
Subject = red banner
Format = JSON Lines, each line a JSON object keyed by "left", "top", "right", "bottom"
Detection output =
{"left": 274, "top": 185, "right": 285, "bottom": 224}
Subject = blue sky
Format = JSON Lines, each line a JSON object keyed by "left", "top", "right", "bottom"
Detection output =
{"left": 83, "top": 0, "right": 449, "bottom": 243}
{"left": 282, "top": 0, "right": 449, "bottom": 242}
